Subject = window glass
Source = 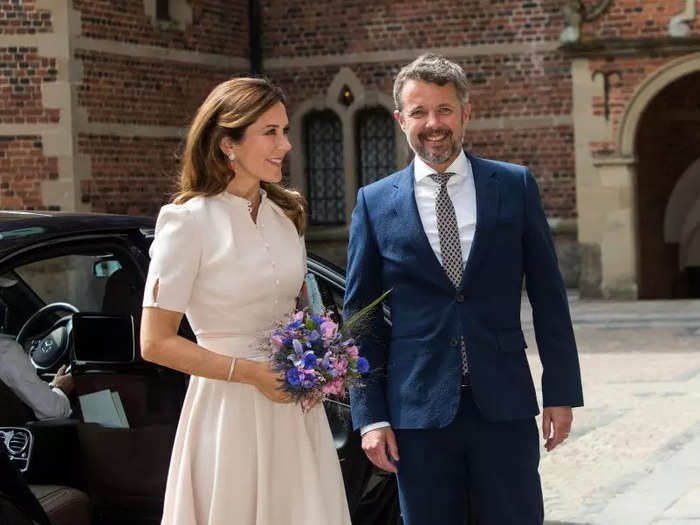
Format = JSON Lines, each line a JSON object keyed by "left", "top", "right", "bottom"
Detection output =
{"left": 358, "top": 107, "right": 395, "bottom": 186}
{"left": 305, "top": 110, "right": 346, "bottom": 225}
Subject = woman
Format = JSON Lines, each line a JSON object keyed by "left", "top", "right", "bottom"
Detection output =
{"left": 140, "top": 77, "right": 351, "bottom": 525}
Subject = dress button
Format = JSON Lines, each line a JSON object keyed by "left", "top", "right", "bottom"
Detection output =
{"left": 275, "top": 280, "right": 280, "bottom": 285}
{"left": 456, "top": 294, "right": 464, "bottom": 303}
{"left": 274, "top": 300, "right": 279, "bottom": 305}
{"left": 450, "top": 338, "right": 458, "bottom": 347}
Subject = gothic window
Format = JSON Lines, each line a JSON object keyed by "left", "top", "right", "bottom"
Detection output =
{"left": 357, "top": 107, "right": 395, "bottom": 186}
{"left": 305, "top": 111, "right": 346, "bottom": 225}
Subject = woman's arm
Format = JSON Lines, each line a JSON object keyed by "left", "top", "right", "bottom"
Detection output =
{"left": 140, "top": 307, "right": 291, "bottom": 402}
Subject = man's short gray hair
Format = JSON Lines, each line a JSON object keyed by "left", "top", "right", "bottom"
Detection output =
{"left": 393, "top": 54, "right": 470, "bottom": 112}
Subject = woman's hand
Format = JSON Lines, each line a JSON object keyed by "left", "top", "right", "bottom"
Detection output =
{"left": 249, "top": 362, "right": 293, "bottom": 403}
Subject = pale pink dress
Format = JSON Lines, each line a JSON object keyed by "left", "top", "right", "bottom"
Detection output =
{"left": 143, "top": 191, "right": 351, "bottom": 525}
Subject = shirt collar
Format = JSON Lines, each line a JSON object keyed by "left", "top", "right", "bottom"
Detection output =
{"left": 414, "top": 150, "right": 471, "bottom": 184}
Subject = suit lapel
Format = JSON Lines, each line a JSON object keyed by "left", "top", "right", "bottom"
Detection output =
{"left": 460, "top": 152, "right": 499, "bottom": 291}
{"left": 392, "top": 163, "right": 455, "bottom": 291}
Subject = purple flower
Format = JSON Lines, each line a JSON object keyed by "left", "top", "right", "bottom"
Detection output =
{"left": 357, "top": 357, "right": 369, "bottom": 374}
{"left": 302, "top": 352, "right": 318, "bottom": 370}
{"left": 287, "top": 368, "right": 302, "bottom": 386}
{"left": 310, "top": 314, "right": 324, "bottom": 326}
{"left": 287, "top": 319, "right": 303, "bottom": 330}
{"left": 301, "top": 370, "right": 317, "bottom": 389}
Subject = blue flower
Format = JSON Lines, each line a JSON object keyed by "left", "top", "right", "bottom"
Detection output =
{"left": 302, "top": 352, "right": 318, "bottom": 370}
{"left": 287, "top": 320, "right": 303, "bottom": 330}
{"left": 310, "top": 314, "right": 324, "bottom": 326}
{"left": 287, "top": 368, "right": 302, "bottom": 386}
{"left": 309, "top": 330, "right": 321, "bottom": 342}
{"left": 301, "top": 374, "right": 317, "bottom": 389}
{"left": 282, "top": 336, "right": 293, "bottom": 348}
{"left": 357, "top": 357, "right": 369, "bottom": 374}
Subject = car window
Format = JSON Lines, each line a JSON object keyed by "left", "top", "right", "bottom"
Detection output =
{"left": 14, "top": 254, "right": 122, "bottom": 312}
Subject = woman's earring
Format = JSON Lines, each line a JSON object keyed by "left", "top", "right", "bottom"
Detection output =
{"left": 228, "top": 151, "right": 236, "bottom": 161}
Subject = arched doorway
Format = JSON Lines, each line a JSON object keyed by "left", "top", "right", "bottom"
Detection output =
{"left": 635, "top": 71, "right": 700, "bottom": 298}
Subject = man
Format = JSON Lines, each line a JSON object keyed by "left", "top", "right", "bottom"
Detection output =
{"left": 0, "top": 336, "right": 73, "bottom": 420}
{"left": 344, "top": 54, "right": 583, "bottom": 524}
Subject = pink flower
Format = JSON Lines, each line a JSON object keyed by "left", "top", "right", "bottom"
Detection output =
{"left": 320, "top": 321, "right": 337, "bottom": 339}
{"left": 335, "top": 357, "right": 348, "bottom": 375}
{"left": 271, "top": 334, "right": 284, "bottom": 348}
{"left": 346, "top": 345, "right": 359, "bottom": 359}
{"left": 322, "top": 377, "right": 345, "bottom": 396}
{"left": 294, "top": 310, "right": 305, "bottom": 321}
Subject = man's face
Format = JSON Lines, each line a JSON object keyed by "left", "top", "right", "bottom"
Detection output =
{"left": 394, "top": 79, "right": 471, "bottom": 172}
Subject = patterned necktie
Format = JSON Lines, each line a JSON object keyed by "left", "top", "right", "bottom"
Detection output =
{"left": 430, "top": 172, "right": 464, "bottom": 287}
{"left": 430, "top": 172, "right": 469, "bottom": 374}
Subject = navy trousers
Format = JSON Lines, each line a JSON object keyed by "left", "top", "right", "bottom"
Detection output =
{"left": 394, "top": 388, "right": 544, "bottom": 525}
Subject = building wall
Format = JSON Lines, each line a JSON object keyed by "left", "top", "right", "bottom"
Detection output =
{"left": 2, "top": 0, "right": 700, "bottom": 296}
{"left": 0, "top": 0, "right": 249, "bottom": 215}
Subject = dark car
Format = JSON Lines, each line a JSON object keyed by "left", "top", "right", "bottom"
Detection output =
{"left": 0, "top": 211, "right": 400, "bottom": 525}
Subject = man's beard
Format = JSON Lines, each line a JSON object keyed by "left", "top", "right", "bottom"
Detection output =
{"left": 412, "top": 128, "right": 463, "bottom": 166}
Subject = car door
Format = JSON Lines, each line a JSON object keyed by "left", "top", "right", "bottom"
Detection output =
{"left": 307, "top": 256, "right": 402, "bottom": 525}
{"left": 0, "top": 233, "right": 187, "bottom": 519}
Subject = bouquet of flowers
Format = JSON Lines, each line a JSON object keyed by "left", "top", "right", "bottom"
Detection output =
{"left": 268, "top": 286, "right": 390, "bottom": 409}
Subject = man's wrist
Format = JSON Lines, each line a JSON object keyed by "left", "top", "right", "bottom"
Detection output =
{"left": 360, "top": 421, "right": 391, "bottom": 435}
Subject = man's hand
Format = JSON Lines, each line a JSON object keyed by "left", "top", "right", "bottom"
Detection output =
{"left": 51, "top": 365, "right": 74, "bottom": 396}
{"left": 361, "top": 427, "right": 400, "bottom": 473}
{"left": 542, "top": 406, "right": 573, "bottom": 452}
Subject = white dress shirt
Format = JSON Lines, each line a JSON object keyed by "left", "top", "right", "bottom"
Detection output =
{"left": 360, "top": 151, "right": 477, "bottom": 436}
{"left": 0, "top": 335, "right": 72, "bottom": 420}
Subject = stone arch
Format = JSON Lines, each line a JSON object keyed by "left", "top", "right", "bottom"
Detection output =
{"left": 618, "top": 52, "right": 700, "bottom": 157}
{"left": 632, "top": 68, "right": 700, "bottom": 298}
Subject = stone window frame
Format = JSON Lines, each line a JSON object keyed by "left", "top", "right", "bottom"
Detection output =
{"left": 288, "top": 67, "right": 408, "bottom": 242}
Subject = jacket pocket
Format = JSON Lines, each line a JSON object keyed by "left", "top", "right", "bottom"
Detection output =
{"left": 496, "top": 328, "right": 527, "bottom": 352}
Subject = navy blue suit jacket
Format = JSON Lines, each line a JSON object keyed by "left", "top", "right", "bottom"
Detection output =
{"left": 344, "top": 152, "right": 584, "bottom": 430}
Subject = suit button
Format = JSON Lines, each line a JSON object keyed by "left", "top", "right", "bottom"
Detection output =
{"left": 456, "top": 294, "right": 464, "bottom": 303}
{"left": 450, "top": 338, "right": 458, "bottom": 347}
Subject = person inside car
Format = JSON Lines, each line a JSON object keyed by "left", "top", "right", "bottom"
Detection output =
{"left": 0, "top": 336, "right": 73, "bottom": 420}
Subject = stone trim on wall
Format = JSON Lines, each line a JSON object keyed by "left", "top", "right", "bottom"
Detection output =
{"left": 73, "top": 36, "right": 248, "bottom": 69}
{"left": 264, "top": 41, "right": 560, "bottom": 70}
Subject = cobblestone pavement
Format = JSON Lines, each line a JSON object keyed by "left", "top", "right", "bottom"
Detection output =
{"left": 523, "top": 295, "right": 700, "bottom": 525}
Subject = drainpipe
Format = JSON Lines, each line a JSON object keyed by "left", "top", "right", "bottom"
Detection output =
{"left": 249, "top": 0, "right": 262, "bottom": 74}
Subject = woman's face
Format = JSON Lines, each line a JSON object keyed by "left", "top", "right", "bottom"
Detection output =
{"left": 226, "top": 101, "right": 292, "bottom": 184}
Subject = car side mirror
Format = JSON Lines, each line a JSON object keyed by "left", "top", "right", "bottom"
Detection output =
{"left": 93, "top": 259, "right": 122, "bottom": 278}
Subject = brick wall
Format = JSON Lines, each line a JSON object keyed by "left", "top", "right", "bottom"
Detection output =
{"left": 74, "top": 0, "right": 249, "bottom": 56}
{"left": 76, "top": 50, "right": 235, "bottom": 126}
{"left": 465, "top": 126, "right": 575, "bottom": 217}
{"left": 0, "top": 0, "right": 53, "bottom": 35}
{"left": 0, "top": 46, "right": 59, "bottom": 125}
{"left": 261, "top": 0, "right": 564, "bottom": 57}
{"left": 582, "top": 0, "right": 699, "bottom": 40}
{"left": 0, "top": 136, "right": 58, "bottom": 210}
{"left": 78, "top": 134, "right": 182, "bottom": 216}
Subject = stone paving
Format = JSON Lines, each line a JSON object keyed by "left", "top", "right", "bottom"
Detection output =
{"left": 522, "top": 295, "right": 700, "bottom": 525}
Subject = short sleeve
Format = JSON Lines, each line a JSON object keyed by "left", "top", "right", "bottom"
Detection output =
{"left": 142, "top": 204, "right": 201, "bottom": 313}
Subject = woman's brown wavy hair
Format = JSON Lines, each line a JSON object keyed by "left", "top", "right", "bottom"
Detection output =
{"left": 173, "top": 77, "right": 305, "bottom": 234}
